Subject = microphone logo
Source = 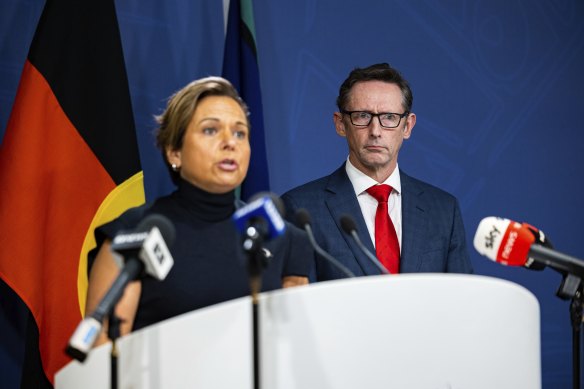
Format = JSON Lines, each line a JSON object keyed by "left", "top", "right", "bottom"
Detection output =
{"left": 153, "top": 243, "right": 165, "bottom": 264}
{"left": 112, "top": 231, "right": 149, "bottom": 245}
{"left": 485, "top": 225, "right": 501, "bottom": 249}
{"left": 502, "top": 230, "right": 518, "bottom": 262}
{"left": 264, "top": 198, "right": 285, "bottom": 232}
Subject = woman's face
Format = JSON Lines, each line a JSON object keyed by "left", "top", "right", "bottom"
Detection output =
{"left": 167, "top": 95, "right": 250, "bottom": 193}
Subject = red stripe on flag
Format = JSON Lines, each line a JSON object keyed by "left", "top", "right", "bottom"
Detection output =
{"left": 0, "top": 61, "right": 116, "bottom": 383}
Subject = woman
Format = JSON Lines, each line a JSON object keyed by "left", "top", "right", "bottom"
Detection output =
{"left": 86, "top": 77, "right": 311, "bottom": 345}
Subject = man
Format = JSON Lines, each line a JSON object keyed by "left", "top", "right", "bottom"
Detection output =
{"left": 282, "top": 63, "right": 473, "bottom": 280}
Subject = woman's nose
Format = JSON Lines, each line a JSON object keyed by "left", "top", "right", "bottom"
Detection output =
{"left": 222, "top": 130, "right": 237, "bottom": 148}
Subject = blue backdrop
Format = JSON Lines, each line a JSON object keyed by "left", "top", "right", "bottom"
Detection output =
{"left": 1, "top": 1, "right": 583, "bottom": 387}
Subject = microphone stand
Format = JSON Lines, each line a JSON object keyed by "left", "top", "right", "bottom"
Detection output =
{"left": 242, "top": 226, "right": 270, "bottom": 389}
{"left": 249, "top": 265, "right": 261, "bottom": 389}
{"left": 107, "top": 313, "right": 122, "bottom": 389}
{"left": 556, "top": 273, "right": 583, "bottom": 389}
{"left": 570, "top": 292, "right": 583, "bottom": 389}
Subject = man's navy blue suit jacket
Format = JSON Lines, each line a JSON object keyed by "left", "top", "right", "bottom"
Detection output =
{"left": 281, "top": 164, "right": 473, "bottom": 281}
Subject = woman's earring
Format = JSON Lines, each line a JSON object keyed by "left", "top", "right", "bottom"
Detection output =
{"left": 171, "top": 163, "right": 179, "bottom": 172}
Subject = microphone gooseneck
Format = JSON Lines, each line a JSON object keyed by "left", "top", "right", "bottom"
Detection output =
{"left": 294, "top": 209, "right": 355, "bottom": 278}
{"left": 339, "top": 214, "right": 389, "bottom": 275}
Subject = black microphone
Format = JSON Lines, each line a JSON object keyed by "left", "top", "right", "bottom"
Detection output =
{"left": 294, "top": 209, "right": 355, "bottom": 278}
{"left": 339, "top": 214, "right": 389, "bottom": 275}
{"left": 66, "top": 213, "right": 176, "bottom": 362}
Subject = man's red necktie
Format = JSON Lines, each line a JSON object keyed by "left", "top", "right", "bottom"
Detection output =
{"left": 366, "top": 184, "right": 400, "bottom": 274}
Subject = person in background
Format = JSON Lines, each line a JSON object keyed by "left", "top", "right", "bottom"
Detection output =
{"left": 86, "top": 76, "right": 310, "bottom": 345}
{"left": 282, "top": 63, "right": 472, "bottom": 280}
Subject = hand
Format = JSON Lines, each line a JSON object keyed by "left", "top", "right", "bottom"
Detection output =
{"left": 281, "top": 276, "right": 309, "bottom": 288}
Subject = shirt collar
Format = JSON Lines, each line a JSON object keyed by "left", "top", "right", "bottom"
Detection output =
{"left": 345, "top": 157, "right": 402, "bottom": 196}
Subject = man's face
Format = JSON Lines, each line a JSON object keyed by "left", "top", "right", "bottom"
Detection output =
{"left": 334, "top": 80, "right": 416, "bottom": 182}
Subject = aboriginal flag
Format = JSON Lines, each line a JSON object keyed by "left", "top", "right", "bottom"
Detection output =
{"left": 0, "top": 0, "right": 145, "bottom": 386}
{"left": 222, "top": 0, "right": 270, "bottom": 200}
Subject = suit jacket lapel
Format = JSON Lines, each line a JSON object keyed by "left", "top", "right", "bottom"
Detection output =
{"left": 324, "top": 165, "right": 381, "bottom": 275}
{"left": 400, "top": 171, "right": 427, "bottom": 272}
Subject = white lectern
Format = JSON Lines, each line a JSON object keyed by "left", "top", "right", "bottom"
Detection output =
{"left": 56, "top": 274, "right": 541, "bottom": 389}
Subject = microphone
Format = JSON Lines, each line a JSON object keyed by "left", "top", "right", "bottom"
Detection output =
{"left": 233, "top": 192, "right": 286, "bottom": 253}
{"left": 110, "top": 214, "right": 176, "bottom": 280}
{"left": 66, "top": 214, "right": 176, "bottom": 362}
{"left": 294, "top": 209, "right": 355, "bottom": 278}
{"left": 339, "top": 214, "right": 389, "bottom": 275}
{"left": 473, "top": 217, "right": 584, "bottom": 277}
{"left": 233, "top": 192, "right": 287, "bottom": 286}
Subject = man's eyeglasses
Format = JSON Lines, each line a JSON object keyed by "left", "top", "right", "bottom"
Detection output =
{"left": 341, "top": 111, "right": 409, "bottom": 128}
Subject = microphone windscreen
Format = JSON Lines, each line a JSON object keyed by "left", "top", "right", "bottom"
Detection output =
{"left": 340, "top": 214, "right": 357, "bottom": 234}
{"left": 474, "top": 217, "right": 535, "bottom": 266}
{"left": 139, "top": 214, "right": 176, "bottom": 246}
{"left": 295, "top": 208, "right": 311, "bottom": 228}
{"left": 473, "top": 217, "right": 510, "bottom": 260}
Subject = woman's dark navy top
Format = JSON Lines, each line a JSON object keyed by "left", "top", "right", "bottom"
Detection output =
{"left": 91, "top": 179, "right": 312, "bottom": 331}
